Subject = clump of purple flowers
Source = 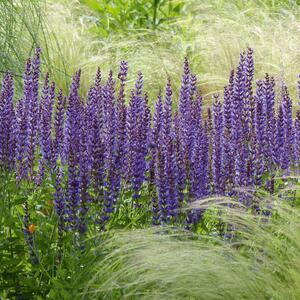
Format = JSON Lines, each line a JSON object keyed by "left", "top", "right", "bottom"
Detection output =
{"left": 1, "top": 47, "right": 300, "bottom": 238}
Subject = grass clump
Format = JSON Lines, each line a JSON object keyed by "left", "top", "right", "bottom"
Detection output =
{"left": 85, "top": 194, "right": 300, "bottom": 300}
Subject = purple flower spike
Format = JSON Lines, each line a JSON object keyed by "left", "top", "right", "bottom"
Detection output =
{"left": 53, "top": 90, "right": 65, "bottom": 162}
{"left": 222, "top": 84, "right": 234, "bottom": 192}
{"left": 179, "top": 58, "right": 193, "bottom": 165}
{"left": 254, "top": 80, "right": 266, "bottom": 185}
{"left": 244, "top": 48, "right": 254, "bottom": 130}
{"left": 0, "top": 72, "right": 15, "bottom": 169}
{"left": 65, "top": 70, "right": 82, "bottom": 231}
{"left": 78, "top": 108, "right": 91, "bottom": 235}
{"left": 294, "top": 110, "right": 300, "bottom": 170}
{"left": 281, "top": 85, "right": 293, "bottom": 171}
{"left": 275, "top": 104, "right": 285, "bottom": 170}
{"left": 263, "top": 74, "right": 276, "bottom": 169}
{"left": 212, "top": 94, "right": 223, "bottom": 194}
{"left": 15, "top": 59, "right": 32, "bottom": 182}
{"left": 40, "top": 74, "right": 54, "bottom": 168}
{"left": 174, "top": 112, "right": 186, "bottom": 205}
{"left": 149, "top": 94, "right": 163, "bottom": 224}
{"left": 125, "top": 72, "right": 148, "bottom": 204}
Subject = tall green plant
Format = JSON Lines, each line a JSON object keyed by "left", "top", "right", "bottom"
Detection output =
{"left": 0, "top": 0, "right": 69, "bottom": 96}
{"left": 79, "top": 0, "right": 184, "bottom": 36}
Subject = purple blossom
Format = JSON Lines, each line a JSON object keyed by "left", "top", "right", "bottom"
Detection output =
{"left": 78, "top": 107, "right": 91, "bottom": 234}
{"left": 179, "top": 57, "right": 193, "bottom": 165}
{"left": 0, "top": 72, "right": 15, "bottom": 169}
{"left": 16, "top": 59, "right": 32, "bottom": 182}
{"left": 149, "top": 94, "right": 163, "bottom": 224}
{"left": 174, "top": 112, "right": 186, "bottom": 205}
{"left": 263, "top": 74, "right": 276, "bottom": 169}
{"left": 281, "top": 85, "right": 293, "bottom": 171}
{"left": 4, "top": 48, "right": 300, "bottom": 234}
{"left": 275, "top": 104, "right": 285, "bottom": 168}
{"left": 190, "top": 103, "right": 209, "bottom": 200}
{"left": 243, "top": 48, "right": 254, "bottom": 132}
{"left": 254, "top": 80, "right": 266, "bottom": 185}
{"left": 222, "top": 84, "right": 234, "bottom": 192}
{"left": 294, "top": 110, "right": 300, "bottom": 169}
{"left": 15, "top": 99, "right": 28, "bottom": 183}
{"left": 53, "top": 90, "right": 65, "bottom": 161}
{"left": 125, "top": 72, "right": 148, "bottom": 203}
{"left": 165, "top": 137, "right": 179, "bottom": 221}
{"left": 161, "top": 80, "right": 179, "bottom": 221}
{"left": 156, "top": 139, "right": 168, "bottom": 223}
{"left": 212, "top": 94, "right": 223, "bottom": 193}
{"left": 40, "top": 74, "right": 54, "bottom": 167}
{"left": 65, "top": 70, "right": 82, "bottom": 230}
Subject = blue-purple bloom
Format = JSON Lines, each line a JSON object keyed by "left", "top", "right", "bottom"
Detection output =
{"left": 0, "top": 72, "right": 15, "bottom": 169}
{"left": 3, "top": 47, "right": 300, "bottom": 236}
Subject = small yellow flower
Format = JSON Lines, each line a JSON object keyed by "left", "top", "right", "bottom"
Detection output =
{"left": 28, "top": 224, "right": 36, "bottom": 234}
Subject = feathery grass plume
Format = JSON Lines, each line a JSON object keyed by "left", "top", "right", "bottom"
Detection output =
{"left": 84, "top": 193, "right": 300, "bottom": 300}
{"left": 44, "top": 0, "right": 300, "bottom": 101}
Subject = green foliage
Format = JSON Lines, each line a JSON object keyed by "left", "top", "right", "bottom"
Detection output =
{"left": 0, "top": 0, "right": 70, "bottom": 96}
{"left": 80, "top": 0, "right": 184, "bottom": 35}
{"left": 0, "top": 0, "right": 41, "bottom": 93}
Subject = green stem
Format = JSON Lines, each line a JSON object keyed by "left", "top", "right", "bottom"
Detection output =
{"left": 153, "top": 0, "right": 159, "bottom": 29}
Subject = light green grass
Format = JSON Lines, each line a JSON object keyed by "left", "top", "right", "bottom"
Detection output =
{"left": 43, "top": 0, "right": 300, "bottom": 103}
{"left": 83, "top": 191, "right": 300, "bottom": 299}
{"left": 0, "top": 0, "right": 69, "bottom": 96}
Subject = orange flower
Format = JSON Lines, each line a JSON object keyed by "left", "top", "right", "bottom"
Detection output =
{"left": 28, "top": 224, "right": 36, "bottom": 234}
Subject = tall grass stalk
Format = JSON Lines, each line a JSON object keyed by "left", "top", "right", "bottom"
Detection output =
{"left": 0, "top": 0, "right": 69, "bottom": 96}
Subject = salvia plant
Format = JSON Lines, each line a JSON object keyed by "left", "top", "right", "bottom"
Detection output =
{"left": 1, "top": 47, "right": 300, "bottom": 298}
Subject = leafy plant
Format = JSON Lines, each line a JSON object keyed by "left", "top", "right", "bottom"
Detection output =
{"left": 79, "top": 0, "right": 184, "bottom": 36}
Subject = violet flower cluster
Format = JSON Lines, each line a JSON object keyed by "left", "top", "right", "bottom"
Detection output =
{"left": 1, "top": 48, "right": 300, "bottom": 235}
